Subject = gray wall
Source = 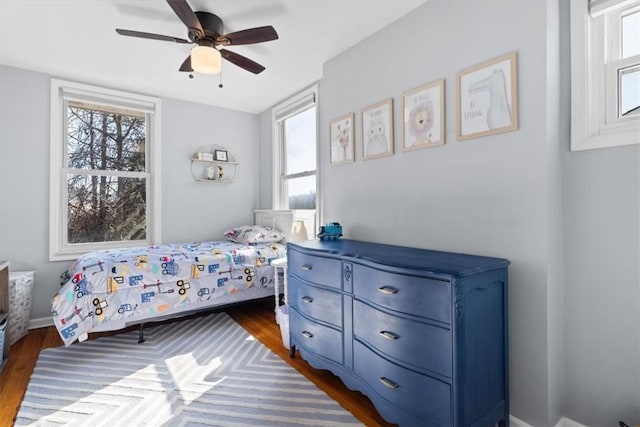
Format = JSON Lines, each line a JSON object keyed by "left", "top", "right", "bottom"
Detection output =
{"left": 563, "top": 146, "right": 640, "bottom": 425}
{"left": 258, "top": 109, "right": 273, "bottom": 209}
{"left": 319, "top": 1, "right": 558, "bottom": 424}
{"left": 255, "top": 0, "right": 639, "bottom": 426}
{"left": 0, "top": 65, "right": 259, "bottom": 321}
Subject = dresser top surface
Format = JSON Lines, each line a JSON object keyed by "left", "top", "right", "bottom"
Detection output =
{"left": 289, "top": 239, "right": 509, "bottom": 278}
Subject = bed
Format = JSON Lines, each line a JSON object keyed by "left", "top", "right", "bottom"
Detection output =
{"left": 51, "top": 209, "right": 315, "bottom": 346}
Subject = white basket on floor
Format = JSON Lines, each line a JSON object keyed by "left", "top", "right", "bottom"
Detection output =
{"left": 0, "top": 316, "right": 6, "bottom": 364}
{"left": 275, "top": 304, "right": 290, "bottom": 350}
{"left": 9, "top": 271, "right": 35, "bottom": 345}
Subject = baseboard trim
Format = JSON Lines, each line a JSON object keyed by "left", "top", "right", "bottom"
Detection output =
{"left": 554, "top": 417, "right": 588, "bottom": 427}
{"left": 29, "top": 316, "right": 54, "bottom": 330}
{"left": 510, "top": 415, "right": 533, "bottom": 427}
{"left": 510, "top": 415, "right": 586, "bottom": 427}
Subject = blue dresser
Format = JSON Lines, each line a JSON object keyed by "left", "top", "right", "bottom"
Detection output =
{"left": 288, "top": 239, "right": 510, "bottom": 427}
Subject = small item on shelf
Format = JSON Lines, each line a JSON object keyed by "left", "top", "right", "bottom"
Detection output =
{"left": 214, "top": 149, "right": 228, "bottom": 162}
{"left": 217, "top": 165, "right": 224, "bottom": 180}
{"left": 206, "top": 166, "right": 215, "bottom": 180}
{"left": 195, "top": 152, "right": 214, "bottom": 161}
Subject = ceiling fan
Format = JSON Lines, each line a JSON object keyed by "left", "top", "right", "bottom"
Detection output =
{"left": 115, "top": 0, "right": 278, "bottom": 75}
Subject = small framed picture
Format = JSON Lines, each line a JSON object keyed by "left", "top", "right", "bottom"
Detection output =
{"left": 214, "top": 149, "right": 228, "bottom": 162}
{"left": 402, "top": 79, "right": 445, "bottom": 151}
{"left": 330, "top": 113, "right": 355, "bottom": 165}
{"left": 195, "top": 152, "right": 214, "bottom": 161}
{"left": 456, "top": 51, "right": 518, "bottom": 141}
{"left": 361, "top": 98, "right": 394, "bottom": 160}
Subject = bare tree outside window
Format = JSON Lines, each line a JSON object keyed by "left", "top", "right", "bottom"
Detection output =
{"left": 66, "top": 102, "right": 148, "bottom": 244}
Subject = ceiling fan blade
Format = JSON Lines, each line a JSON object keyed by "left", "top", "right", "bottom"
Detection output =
{"left": 179, "top": 56, "right": 193, "bottom": 72}
{"left": 166, "top": 0, "right": 204, "bottom": 39}
{"left": 220, "top": 49, "right": 266, "bottom": 74}
{"left": 217, "top": 26, "right": 278, "bottom": 46}
{"left": 116, "top": 29, "right": 190, "bottom": 44}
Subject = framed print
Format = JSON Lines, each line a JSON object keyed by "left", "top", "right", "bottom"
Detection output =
{"left": 456, "top": 51, "right": 518, "bottom": 141}
{"left": 361, "top": 98, "right": 394, "bottom": 160}
{"left": 329, "top": 113, "right": 355, "bottom": 164}
{"left": 402, "top": 79, "right": 445, "bottom": 151}
{"left": 195, "top": 152, "right": 214, "bottom": 161}
{"left": 214, "top": 149, "right": 228, "bottom": 162}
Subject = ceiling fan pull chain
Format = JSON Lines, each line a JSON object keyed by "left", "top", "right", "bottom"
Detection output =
{"left": 219, "top": 70, "right": 223, "bottom": 89}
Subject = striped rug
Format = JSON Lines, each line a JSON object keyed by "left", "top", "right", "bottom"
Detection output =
{"left": 15, "top": 312, "right": 362, "bottom": 426}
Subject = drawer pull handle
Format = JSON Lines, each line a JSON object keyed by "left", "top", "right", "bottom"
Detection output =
{"left": 302, "top": 296, "right": 313, "bottom": 303}
{"left": 379, "top": 377, "right": 399, "bottom": 389}
{"left": 378, "top": 286, "right": 398, "bottom": 295}
{"left": 379, "top": 330, "right": 399, "bottom": 340}
{"left": 301, "top": 331, "right": 314, "bottom": 339}
{"left": 301, "top": 265, "right": 313, "bottom": 271}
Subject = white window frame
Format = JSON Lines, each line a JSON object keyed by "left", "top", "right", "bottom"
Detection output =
{"left": 49, "top": 79, "right": 162, "bottom": 261}
{"left": 570, "top": 0, "right": 640, "bottom": 151}
{"left": 271, "top": 85, "right": 319, "bottom": 210}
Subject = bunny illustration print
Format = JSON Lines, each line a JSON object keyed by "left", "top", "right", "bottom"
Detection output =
{"left": 362, "top": 99, "right": 393, "bottom": 159}
{"left": 366, "top": 117, "right": 389, "bottom": 156}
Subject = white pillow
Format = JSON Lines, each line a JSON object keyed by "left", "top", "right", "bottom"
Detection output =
{"left": 224, "top": 225, "right": 284, "bottom": 244}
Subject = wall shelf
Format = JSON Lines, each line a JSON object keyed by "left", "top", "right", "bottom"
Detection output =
{"left": 191, "top": 144, "right": 238, "bottom": 183}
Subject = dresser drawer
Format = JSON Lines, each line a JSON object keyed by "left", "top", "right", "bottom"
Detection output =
{"left": 354, "top": 300, "right": 452, "bottom": 378}
{"left": 354, "top": 340, "right": 451, "bottom": 426}
{"left": 290, "top": 308, "right": 343, "bottom": 364}
{"left": 290, "top": 278, "right": 342, "bottom": 328}
{"left": 288, "top": 249, "right": 342, "bottom": 290}
{"left": 353, "top": 264, "right": 451, "bottom": 323}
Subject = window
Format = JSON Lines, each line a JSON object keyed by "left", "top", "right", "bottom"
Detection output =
{"left": 50, "top": 79, "right": 161, "bottom": 261}
{"left": 570, "top": 0, "right": 640, "bottom": 151}
{"left": 272, "top": 86, "right": 318, "bottom": 210}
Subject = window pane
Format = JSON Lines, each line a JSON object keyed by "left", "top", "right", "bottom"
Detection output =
{"left": 285, "top": 175, "right": 316, "bottom": 209}
{"left": 67, "top": 174, "right": 147, "bottom": 243}
{"left": 622, "top": 11, "right": 640, "bottom": 58}
{"left": 67, "top": 103, "right": 146, "bottom": 172}
{"left": 620, "top": 65, "right": 640, "bottom": 117}
{"left": 284, "top": 107, "right": 316, "bottom": 175}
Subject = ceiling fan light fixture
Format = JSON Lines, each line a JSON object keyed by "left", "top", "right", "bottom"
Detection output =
{"left": 191, "top": 45, "right": 221, "bottom": 74}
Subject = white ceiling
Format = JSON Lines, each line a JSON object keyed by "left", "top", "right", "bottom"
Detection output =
{"left": 0, "top": 0, "right": 426, "bottom": 114}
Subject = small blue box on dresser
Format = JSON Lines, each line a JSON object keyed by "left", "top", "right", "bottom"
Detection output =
{"left": 287, "top": 239, "right": 510, "bottom": 427}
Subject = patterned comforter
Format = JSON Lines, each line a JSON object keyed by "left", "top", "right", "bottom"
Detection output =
{"left": 52, "top": 241, "right": 286, "bottom": 346}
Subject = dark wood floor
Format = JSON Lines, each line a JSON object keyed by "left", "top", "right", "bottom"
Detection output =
{"left": 0, "top": 298, "right": 395, "bottom": 426}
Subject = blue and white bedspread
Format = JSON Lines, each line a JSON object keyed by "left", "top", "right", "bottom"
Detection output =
{"left": 52, "top": 241, "right": 286, "bottom": 346}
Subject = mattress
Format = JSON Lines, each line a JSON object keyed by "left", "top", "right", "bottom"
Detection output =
{"left": 52, "top": 240, "right": 286, "bottom": 346}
